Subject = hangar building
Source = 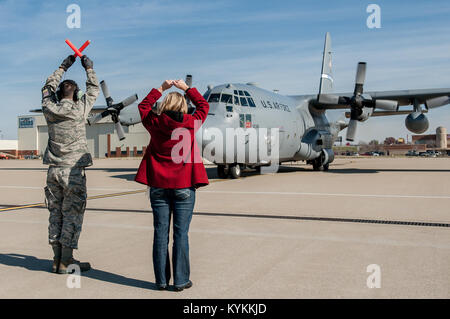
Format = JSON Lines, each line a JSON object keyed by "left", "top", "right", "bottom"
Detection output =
{"left": 17, "top": 114, "right": 149, "bottom": 159}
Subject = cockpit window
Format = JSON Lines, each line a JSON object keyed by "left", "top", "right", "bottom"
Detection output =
{"left": 238, "top": 90, "right": 245, "bottom": 96}
{"left": 208, "top": 93, "right": 221, "bottom": 103}
{"left": 248, "top": 98, "right": 256, "bottom": 107}
{"left": 234, "top": 95, "right": 240, "bottom": 106}
{"left": 221, "top": 94, "right": 233, "bottom": 104}
{"left": 240, "top": 97, "right": 248, "bottom": 106}
{"left": 244, "top": 91, "right": 250, "bottom": 97}
{"left": 234, "top": 90, "right": 238, "bottom": 95}
{"left": 203, "top": 92, "right": 210, "bottom": 101}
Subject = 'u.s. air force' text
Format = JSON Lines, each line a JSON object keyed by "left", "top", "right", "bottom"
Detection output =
{"left": 183, "top": 303, "right": 267, "bottom": 316}
{"left": 260, "top": 100, "right": 291, "bottom": 112}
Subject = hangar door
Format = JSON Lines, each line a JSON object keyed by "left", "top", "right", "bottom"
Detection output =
{"left": 38, "top": 125, "right": 48, "bottom": 156}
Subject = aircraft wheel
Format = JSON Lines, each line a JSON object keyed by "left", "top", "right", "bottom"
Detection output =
{"left": 217, "top": 165, "right": 227, "bottom": 178}
{"left": 323, "top": 163, "right": 329, "bottom": 171}
{"left": 229, "top": 164, "right": 241, "bottom": 179}
{"left": 312, "top": 162, "right": 321, "bottom": 171}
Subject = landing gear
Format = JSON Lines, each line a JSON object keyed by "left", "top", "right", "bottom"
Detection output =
{"left": 217, "top": 165, "right": 228, "bottom": 178}
{"left": 229, "top": 164, "right": 241, "bottom": 179}
{"left": 216, "top": 164, "right": 242, "bottom": 179}
{"left": 309, "top": 154, "right": 330, "bottom": 172}
{"left": 312, "top": 161, "right": 321, "bottom": 171}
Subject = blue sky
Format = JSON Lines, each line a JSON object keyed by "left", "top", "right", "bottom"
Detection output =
{"left": 0, "top": 0, "right": 449, "bottom": 142}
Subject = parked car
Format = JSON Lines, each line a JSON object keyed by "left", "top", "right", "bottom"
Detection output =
{"left": 406, "top": 150, "right": 419, "bottom": 156}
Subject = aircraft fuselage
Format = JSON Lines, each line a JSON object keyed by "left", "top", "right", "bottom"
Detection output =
{"left": 198, "top": 83, "right": 340, "bottom": 167}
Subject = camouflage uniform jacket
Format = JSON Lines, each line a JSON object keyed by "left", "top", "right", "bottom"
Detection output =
{"left": 42, "top": 67, "right": 100, "bottom": 167}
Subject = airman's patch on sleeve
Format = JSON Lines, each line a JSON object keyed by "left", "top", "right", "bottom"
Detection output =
{"left": 42, "top": 87, "right": 50, "bottom": 98}
{"left": 41, "top": 86, "right": 55, "bottom": 102}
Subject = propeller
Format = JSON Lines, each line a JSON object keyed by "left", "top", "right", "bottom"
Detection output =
{"left": 184, "top": 74, "right": 196, "bottom": 114}
{"left": 185, "top": 74, "right": 193, "bottom": 89}
{"left": 87, "top": 80, "right": 138, "bottom": 141}
{"left": 317, "top": 62, "right": 399, "bottom": 141}
{"left": 346, "top": 62, "right": 367, "bottom": 141}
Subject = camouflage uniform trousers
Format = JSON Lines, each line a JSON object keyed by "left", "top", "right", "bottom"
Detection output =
{"left": 45, "top": 166, "right": 87, "bottom": 249}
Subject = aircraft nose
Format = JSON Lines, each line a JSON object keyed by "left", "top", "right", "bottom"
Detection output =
{"left": 195, "top": 126, "right": 210, "bottom": 149}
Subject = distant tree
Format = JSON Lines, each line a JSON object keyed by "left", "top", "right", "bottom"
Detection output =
{"left": 369, "top": 140, "right": 379, "bottom": 145}
{"left": 384, "top": 137, "right": 396, "bottom": 145}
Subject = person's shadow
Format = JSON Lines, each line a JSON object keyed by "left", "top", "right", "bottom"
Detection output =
{"left": 0, "top": 253, "right": 164, "bottom": 291}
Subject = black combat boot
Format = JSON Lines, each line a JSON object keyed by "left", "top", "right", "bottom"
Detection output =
{"left": 58, "top": 246, "right": 91, "bottom": 274}
{"left": 51, "top": 243, "right": 62, "bottom": 273}
{"left": 174, "top": 280, "right": 193, "bottom": 292}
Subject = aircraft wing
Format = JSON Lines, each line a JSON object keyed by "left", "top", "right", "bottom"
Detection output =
{"left": 29, "top": 106, "right": 108, "bottom": 113}
{"left": 368, "top": 88, "right": 450, "bottom": 108}
{"left": 312, "top": 87, "right": 450, "bottom": 141}
{"left": 314, "top": 88, "right": 450, "bottom": 111}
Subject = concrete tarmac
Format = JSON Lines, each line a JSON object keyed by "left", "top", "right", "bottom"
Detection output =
{"left": 0, "top": 157, "right": 449, "bottom": 298}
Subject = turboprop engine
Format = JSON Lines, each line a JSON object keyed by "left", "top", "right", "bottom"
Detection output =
{"left": 405, "top": 112, "right": 429, "bottom": 134}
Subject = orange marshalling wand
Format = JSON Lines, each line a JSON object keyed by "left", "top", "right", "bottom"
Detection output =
{"left": 65, "top": 39, "right": 90, "bottom": 58}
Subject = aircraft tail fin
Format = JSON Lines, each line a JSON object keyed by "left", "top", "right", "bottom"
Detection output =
{"left": 318, "top": 32, "right": 333, "bottom": 95}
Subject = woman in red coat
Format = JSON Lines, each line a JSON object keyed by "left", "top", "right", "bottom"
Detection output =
{"left": 135, "top": 79, "right": 209, "bottom": 291}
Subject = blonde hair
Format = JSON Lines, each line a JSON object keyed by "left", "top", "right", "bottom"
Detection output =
{"left": 157, "top": 92, "right": 188, "bottom": 115}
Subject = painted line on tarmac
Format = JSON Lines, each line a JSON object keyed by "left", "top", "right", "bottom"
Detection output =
{"left": 0, "top": 179, "right": 229, "bottom": 212}
{"left": 0, "top": 185, "right": 146, "bottom": 191}
{"left": 0, "top": 203, "right": 44, "bottom": 211}
{"left": 198, "top": 190, "right": 450, "bottom": 200}
{"left": 0, "top": 189, "right": 147, "bottom": 212}
{"left": 0, "top": 178, "right": 227, "bottom": 191}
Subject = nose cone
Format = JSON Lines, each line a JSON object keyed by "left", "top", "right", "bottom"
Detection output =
{"left": 195, "top": 116, "right": 222, "bottom": 150}
{"left": 195, "top": 124, "right": 213, "bottom": 150}
{"left": 195, "top": 126, "right": 204, "bottom": 149}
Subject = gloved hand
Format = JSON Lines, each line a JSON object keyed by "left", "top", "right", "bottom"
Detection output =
{"left": 60, "top": 55, "right": 76, "bottom": 71}
{"left": 81, "top": 55, "right": 93, "bottom": 70}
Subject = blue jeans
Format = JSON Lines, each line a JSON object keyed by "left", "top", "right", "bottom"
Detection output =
{"left": 149, "top": 187, "right": 196, "bottom": 287}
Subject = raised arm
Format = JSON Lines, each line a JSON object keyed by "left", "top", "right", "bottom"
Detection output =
{"left": 43, "top": 68, "right": 64, "bottom": 94}
{"left": 79, "top": 56, "right": 100, "bottom": 118}
{"left": 42, "top": 56, "right": 75, "bottom": 112}
{"left": 186, "top": 88, "right": 209, "bottom": 123}
{"left": 138, "top": 80, "right": 173, "bottom": 125}
{"left": 138, "top": 89, "right": 161, "bottom": 124}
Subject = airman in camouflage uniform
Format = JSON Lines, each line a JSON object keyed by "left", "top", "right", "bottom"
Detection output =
{"left": 42, "top": 55, "right": 99, "bottom": 274}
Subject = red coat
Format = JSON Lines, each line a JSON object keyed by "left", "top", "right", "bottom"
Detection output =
{"left": 134, "top": 87, "right": 210, "bottom": 189}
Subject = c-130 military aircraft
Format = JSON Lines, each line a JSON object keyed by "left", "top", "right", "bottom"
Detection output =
{"left": 115, "top": 32, "right": 450, "bottom": 178}
{"left": 32, "top": 33, "right": 450, "bottom": 178}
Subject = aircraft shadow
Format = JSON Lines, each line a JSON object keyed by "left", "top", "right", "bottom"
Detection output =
{"left": 0, "top": 253, "right": 162, "bottom": 291}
